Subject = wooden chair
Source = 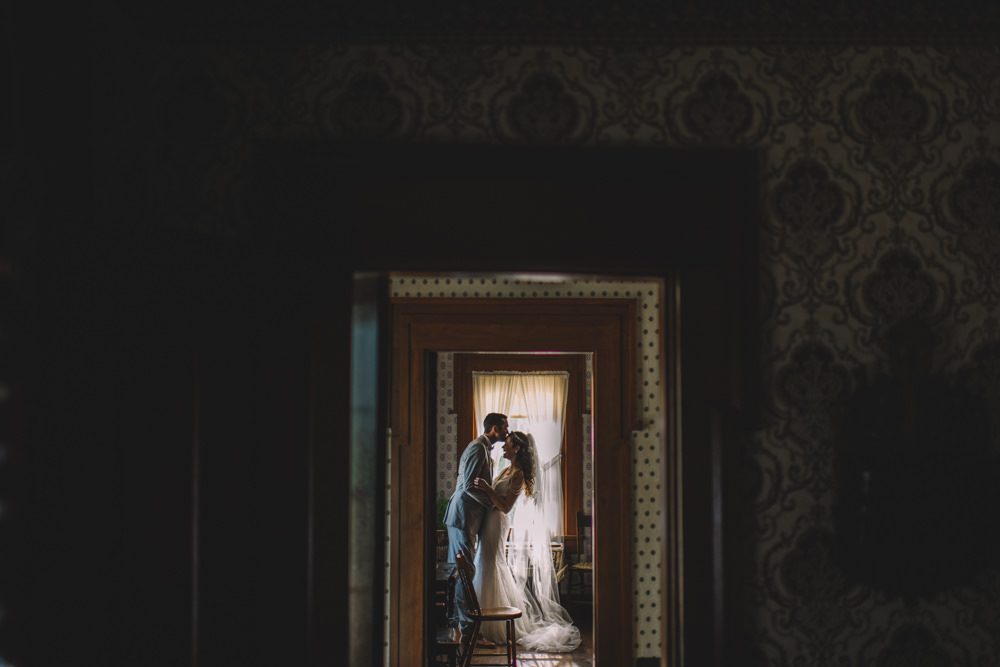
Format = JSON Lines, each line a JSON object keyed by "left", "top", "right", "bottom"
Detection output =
{"left": 566, "top": 512, "right": 592, "bottom": 603}
{"left": 551, "top": 542, "right": 568, "bottom": 583}
{"left": 453, "top": 551, "right": 523, "bottom": 667}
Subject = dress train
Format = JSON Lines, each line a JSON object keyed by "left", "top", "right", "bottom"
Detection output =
{"left": 473, "top": 494, "right": 581, "bottom": 652}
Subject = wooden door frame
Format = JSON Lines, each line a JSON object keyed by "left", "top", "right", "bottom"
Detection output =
{"left": 389, "top": 298, "right": 640, "bottom": 665}
{"left": 453, "top": 352, "right": 588, "bottom": 549}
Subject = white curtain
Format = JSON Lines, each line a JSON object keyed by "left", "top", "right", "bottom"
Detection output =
{"left": 472, "top": 371, "right": 569, "bottom": 542}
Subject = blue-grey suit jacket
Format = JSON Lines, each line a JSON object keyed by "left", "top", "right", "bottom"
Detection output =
{"left": 444, "top": 435, "right": 493, "bottom": 535}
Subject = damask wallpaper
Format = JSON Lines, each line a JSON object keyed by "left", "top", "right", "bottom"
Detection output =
{"left": 91, "top": 41, "right": 1000, "bottom": 665}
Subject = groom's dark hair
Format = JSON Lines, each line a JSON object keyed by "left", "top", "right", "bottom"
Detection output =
{"left": 483, "top": 412, "right": 507, "bottom": 432}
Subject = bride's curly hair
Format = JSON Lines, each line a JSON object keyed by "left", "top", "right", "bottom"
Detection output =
{"left": 509, "top": 431, "right": 535, "bottom": 497}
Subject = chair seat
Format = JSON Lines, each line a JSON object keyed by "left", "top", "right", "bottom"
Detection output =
{"left": 454, "top": 551, "right": 522, "bottom": 667}
{"left": 571, "top": 561, "right": 592, "bottom": 571}
{"left": 472, "top": 606, "right": 523, "bottom": 620}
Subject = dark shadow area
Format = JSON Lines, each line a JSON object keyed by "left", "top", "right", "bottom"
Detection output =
{"left": 833, "top": 318, "right": 1000, "bottom": 599}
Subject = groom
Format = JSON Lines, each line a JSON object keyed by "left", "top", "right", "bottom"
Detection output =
{"left": 444, "top": 412, "right": 509, "bottom": 648}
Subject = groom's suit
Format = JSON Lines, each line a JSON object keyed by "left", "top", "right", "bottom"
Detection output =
{"left": 444, "top": 434, "right": 494, "bottom": 637}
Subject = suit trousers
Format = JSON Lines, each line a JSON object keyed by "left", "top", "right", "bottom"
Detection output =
{"left": 447, "top": 524, "right": 477, "bottom": 637}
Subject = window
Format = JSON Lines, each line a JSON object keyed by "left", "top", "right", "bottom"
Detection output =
{"left": 473, "top": 371, "right": 569, "bottom": 541}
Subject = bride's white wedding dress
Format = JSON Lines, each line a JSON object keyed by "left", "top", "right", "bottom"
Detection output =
{"left": 473, "top": 467, "right": 582, "bottom": 652}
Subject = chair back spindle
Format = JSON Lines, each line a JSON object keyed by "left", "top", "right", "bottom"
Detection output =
{"left": 454, "top": 551, "right": 481, "bottom": 614}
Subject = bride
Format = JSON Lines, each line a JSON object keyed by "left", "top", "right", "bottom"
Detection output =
{"left": 472, "top": 431, "right": 582, "bottom": 652}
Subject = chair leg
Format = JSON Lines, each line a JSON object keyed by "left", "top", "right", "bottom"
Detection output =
{"left": 505, "top": 620, "right": 511, "bottom": 666}
{"left": 459, "top": 620, "right": 481, "bottom": 667}
{"left": 508, "top": 619, "right": 517, "bottom": 666}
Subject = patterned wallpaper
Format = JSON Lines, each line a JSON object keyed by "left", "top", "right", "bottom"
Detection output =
{"left": 100, "top": 43, "right": 1000, "bottom": 664}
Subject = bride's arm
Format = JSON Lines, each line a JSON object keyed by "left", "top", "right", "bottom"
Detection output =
{"left": 474, "top": 472, "right": 523, "bottom": 513}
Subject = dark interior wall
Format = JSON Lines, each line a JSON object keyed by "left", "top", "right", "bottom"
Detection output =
{"left": 3, "top": 6, "right": 342, "bottom": 665}
{"left": 3, "top": 226, "right": 320, "bottom": 667}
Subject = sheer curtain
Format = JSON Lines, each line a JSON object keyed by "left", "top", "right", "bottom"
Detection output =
{"left": 472, "top": 371, "right": 569, "bottom": 542}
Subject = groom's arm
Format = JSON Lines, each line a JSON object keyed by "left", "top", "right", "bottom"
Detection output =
{"left": 460, "top": 444, "right": 492, "bottom": 509}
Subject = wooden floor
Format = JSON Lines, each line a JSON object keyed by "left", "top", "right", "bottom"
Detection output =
{"left": 466, "top": 632, "right": 593, "bottom": 666}
{"left": 463, "top": 602, "right": 593, "bottom": 667}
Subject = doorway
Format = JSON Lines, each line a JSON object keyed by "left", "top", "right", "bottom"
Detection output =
{"left": 452, "top": 354, "right": 592, "bottom": 646}
{"left": 387, "top": 283, "right": 658, "bottom": 665}
{"left": 447, "top": 356, "right": 591, "bottom": 661}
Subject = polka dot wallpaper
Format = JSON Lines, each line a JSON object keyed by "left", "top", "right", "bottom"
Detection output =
{"left": 390, "top": 274, "right": 665, "bottom": 654}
